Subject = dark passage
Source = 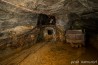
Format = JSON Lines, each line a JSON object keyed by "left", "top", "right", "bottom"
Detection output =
{"left": 37, "top": 14, "right": 56, "bottom": 27}
{"left": 48, "top": 30, "right": 53, "bottom": 35}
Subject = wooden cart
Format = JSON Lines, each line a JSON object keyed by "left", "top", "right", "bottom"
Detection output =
{"left": 66, "top": 30, "right": 85, "bottom": 47}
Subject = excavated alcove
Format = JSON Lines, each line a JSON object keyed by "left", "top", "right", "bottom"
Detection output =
{"left": 36, "top": 14, "right": 57, "bottom": 42}
{"left": 80, "top": 14, "right": 98, "bottom": 48}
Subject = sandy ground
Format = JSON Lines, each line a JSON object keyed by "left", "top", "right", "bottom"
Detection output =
{"left": 20, "top": 42, "right": 98, "bottom": 65}
{"left": 0, "top": 41, "right": 98, "bottom": 65}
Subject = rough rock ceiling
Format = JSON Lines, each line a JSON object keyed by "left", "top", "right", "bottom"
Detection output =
{"left": 1, "top": 0, "right": 98, "bottom": 15}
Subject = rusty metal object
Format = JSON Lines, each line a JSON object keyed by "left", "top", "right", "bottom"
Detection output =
{"left": 66, "top": 30, "right": 85, "bottom": 48}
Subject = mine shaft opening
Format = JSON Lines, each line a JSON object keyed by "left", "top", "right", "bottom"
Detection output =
{"left": 47, "top": 30, "right": 53, "bottom": 35}
{"left": 37, "top": 14, "right": 56, "bottom": 27}
{"left": 82, "top": 18, "right": 98, "bottom": 47}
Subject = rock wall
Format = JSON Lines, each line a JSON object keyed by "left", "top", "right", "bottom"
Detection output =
{"left": 56, "top": 14, "right": 69, "bottom": 32}
{"left": 0, "top": 1, "right": 37, "bottom": 31}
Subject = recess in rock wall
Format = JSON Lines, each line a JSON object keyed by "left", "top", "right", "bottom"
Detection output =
{"left": 37, "top": 14, "right": 56, "bottom": 27}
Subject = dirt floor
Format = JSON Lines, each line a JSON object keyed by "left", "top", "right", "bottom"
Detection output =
{"left": 0, "top": 41, "right": 98, "bottom": 65}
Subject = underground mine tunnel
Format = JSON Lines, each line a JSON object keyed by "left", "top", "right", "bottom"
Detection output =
{"left": 0, "top": 0, "right": 98, "bottom": 65}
